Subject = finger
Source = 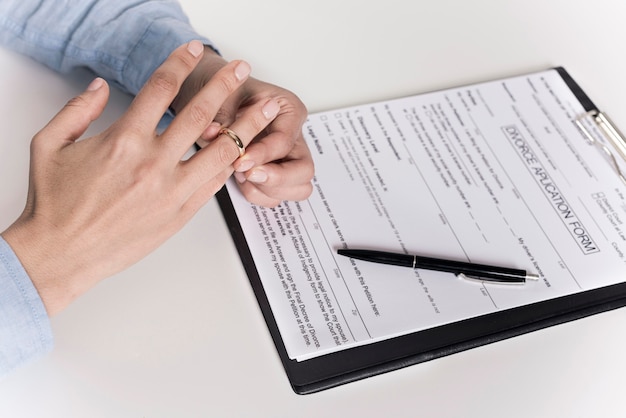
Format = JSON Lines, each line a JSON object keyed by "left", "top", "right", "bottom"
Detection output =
{"left": 178, "top": 98, "right": 280, "bottom": 192}
{"left": 235, "top": 138, "right": 314, "bottom": 187}
{"left": 162, "top": 60, "right": 252, "bottom": 157}
{"left": 235, "top": 167, "right": 313, "bottom": 203}
{"left": 232, "top": 111, "right": 305, "bottom": 173}
{"left": 196, "top": 121, "right": 222, "bottom": 147}
{"left": 233, "top": 139, "right": 314, "bottom": 206}
{"left": 179, "top": 166, "right": 234, "bottom": 219}
{"left": 210, "top": 90, "right": 241, "bottom": 128}
{"left": 120, "top": 41, "right": 205, "bottom": 133}
{"left": 194, "top": 95, "right": 238, "bottom": 147}
{"left": 237, "top": 180, "right": 314, "bottom": 208}
{"left": 236, "top": 182, "right": 283, "bottom": 208}
{"left": 34, "top": 77, "right": 110, "bottom": 148}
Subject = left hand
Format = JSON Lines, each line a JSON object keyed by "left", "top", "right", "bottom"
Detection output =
{"left": 171, "top": 47, "right": 314, "bottom": 207}
{"left": 2, "top": 43, "right": 277, "bottom": 315}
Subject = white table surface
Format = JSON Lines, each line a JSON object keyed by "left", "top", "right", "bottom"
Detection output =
{"left": 2, "top": 1, "right": 626, "bottom": 417}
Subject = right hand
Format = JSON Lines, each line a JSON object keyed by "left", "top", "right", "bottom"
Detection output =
{"left": 171, "top": 47, "right": 314, "bottom": 207}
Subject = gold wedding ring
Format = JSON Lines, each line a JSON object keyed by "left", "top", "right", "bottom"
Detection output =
{"left": 218, "top": 127, "right": 245, "bottom": 157}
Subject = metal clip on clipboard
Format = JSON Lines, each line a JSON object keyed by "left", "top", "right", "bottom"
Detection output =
{"left": 576, "top": 110, "right": 626, "bottom": 185}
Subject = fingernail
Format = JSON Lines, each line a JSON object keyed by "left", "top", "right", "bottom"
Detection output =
{"left": 87, "top": 77, "right": 104, "bottom": 91}
{"left": 235, "top": 159, "right": 255, "bottom": 172}
{"left": 262, "top": 99, "right": 280, "bottom": 120}
{"left": 195, "top": 137, "right": 210, "bottom": 148}
{"left": 187, "top": 40, "right": 204, "bottom": 57}
{"left": 234, "top": 61, "right": 251, "bottom": 81}
{"left": 234, "top": 171, "right": 247, "bottom": 184}
{"left": 247, "top": 169, "right": 268, "bottom": 184}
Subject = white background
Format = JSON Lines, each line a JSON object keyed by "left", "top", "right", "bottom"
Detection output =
{"left": 1, "top": 1, "right": 626, "bottom": 416}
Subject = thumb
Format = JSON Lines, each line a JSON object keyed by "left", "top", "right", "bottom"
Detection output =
{"left": 38, "top": 77, "right": 110, "bottom": 146}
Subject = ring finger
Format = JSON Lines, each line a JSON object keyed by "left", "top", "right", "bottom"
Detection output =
{"left": 181, "top": 98, "right": 280, "bottom": 190}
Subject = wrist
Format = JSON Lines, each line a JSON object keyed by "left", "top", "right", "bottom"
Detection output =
{"left": 1, "top": 221, "right": 89, "bottom": 316}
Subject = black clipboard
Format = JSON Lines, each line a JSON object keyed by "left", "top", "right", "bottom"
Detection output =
{"left": 216, "top": 67, "right": 626, "bottom": 394}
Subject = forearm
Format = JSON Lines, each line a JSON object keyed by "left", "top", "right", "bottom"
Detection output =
{"left": 0, "top": 0, "right": 213, "bottom": 95}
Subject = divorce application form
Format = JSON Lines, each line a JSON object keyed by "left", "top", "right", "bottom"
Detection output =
{"left": 225, "top": 69, "right": 626, "bottom": 361}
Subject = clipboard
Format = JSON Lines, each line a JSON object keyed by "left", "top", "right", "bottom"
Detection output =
{"left": 216, "top": 67, "right": 626, "bottom": 394}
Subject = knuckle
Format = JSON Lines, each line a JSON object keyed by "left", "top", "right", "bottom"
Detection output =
{"left": 107, "top": 138, "right": 140, "bottom": 163}
{"left": 109, "top": 121, "right": 145, "bottom": 144}
{"left": 148, "top": 69, "right": 180, "bottom": 96}
{"left": 303, "top": 160, "right": 316, "bottom": 182}
{"left": 125, "top": 155, "right": 172, "bottom": 196}
{"left": 173, "top": 50, "right": 197, "bottom": 73}
{"left": 290, "top": 95, "right": 307, "bottom": 115}
{"left": 301, "top": 182, "right": 314, "bottom": 199}
{"left": 213, "top": 108, "right": 232, "bottom": 125}
{"left": 64, "top": 95, "right": 89, "bottom": 110}
{"left": 267, "top": 133, "right": 295, "bottom": 158}
{"left": 187, "top": 102, "right": 212, "bottom": 127}
{"left": 213, "top": 74, "right": 239, "bottom": 97}
{"left": 297, "top": 104, "right": 308, "bottom": 123}
{"left": 30, "top": 132, "right": 47, "bottom": 152}
{"left": 247, "top": 114, "right": 267, "bottom": 135}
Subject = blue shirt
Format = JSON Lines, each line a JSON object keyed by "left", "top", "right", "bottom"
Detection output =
{"left": 0, "top": 237, "right": 53, "bottom": 376}
{"left": 0, "top": 0, "right": 212, "bottom": 377}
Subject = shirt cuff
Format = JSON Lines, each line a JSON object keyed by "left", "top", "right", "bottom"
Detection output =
{"left": 0, "top": 236, "right": 53, "bottom": 377}
{"left": 121, "top": 17, "right": 213, "bottom": 96}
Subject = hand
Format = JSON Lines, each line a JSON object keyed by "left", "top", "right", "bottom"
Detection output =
{"left": 1, "top": 41, "right": 280, "bottom": 316}
{"left": 171, "top": 47, "right": 314, "bottom": 207}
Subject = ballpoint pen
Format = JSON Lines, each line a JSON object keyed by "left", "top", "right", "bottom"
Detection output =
{"left": 337, "top": 249, "right": 539, "bottom": 284}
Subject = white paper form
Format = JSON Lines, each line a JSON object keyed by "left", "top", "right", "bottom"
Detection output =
{"left": 226, "top": 69, "right": 626, "bottom": 361}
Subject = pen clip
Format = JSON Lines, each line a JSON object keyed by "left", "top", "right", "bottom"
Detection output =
{"left": 456, "top": 272, "right": 482, "bottom": 283}
{"left": 456, "top": 272, "right": 525, "bottom": 285}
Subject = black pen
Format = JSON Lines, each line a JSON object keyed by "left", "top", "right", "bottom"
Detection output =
{"left": 337, "top": 249, "right": 539, "bottom": 284}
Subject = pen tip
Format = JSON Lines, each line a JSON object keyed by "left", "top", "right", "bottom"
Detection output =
{"left": 526, "top": 273, "right": 540, "bottom": 281}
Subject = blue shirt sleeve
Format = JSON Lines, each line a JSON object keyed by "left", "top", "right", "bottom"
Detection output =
{"left": 0, "top": 0, "right": 214, "bottom": 95}
{"left": 0, "top": 237, "right": 54, "bottom": 378}
{"left": 0, "top": 0, "right": 215, "bottom": 377}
